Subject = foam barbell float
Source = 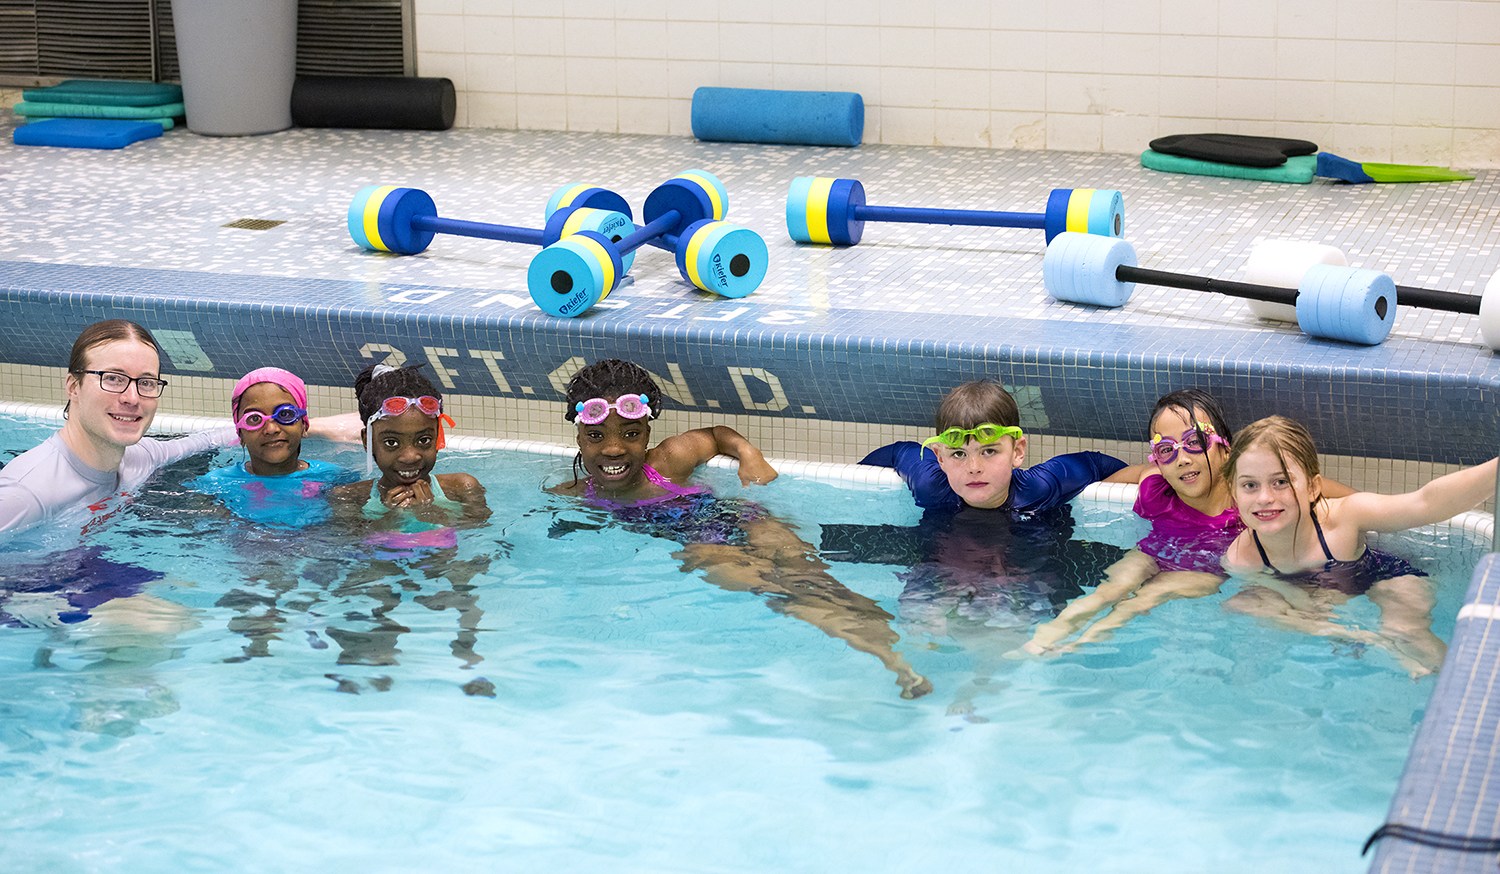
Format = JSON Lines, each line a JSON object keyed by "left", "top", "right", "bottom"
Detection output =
{"left": 786, "top": 177, "right": 1124, "bottom": 247}
{"left": 348, "top": 183, "right": 637, "bottom": 270}
{"left": 545, "top": 169, "right": 730, "bottom": 266}
{"left": 1043, "top": 232, "right": 1490, "bottom": 347}
{"left": 529, "top": 171, "right": 768, "bottom": 318}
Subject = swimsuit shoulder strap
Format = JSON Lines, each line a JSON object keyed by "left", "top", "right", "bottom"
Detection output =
{"left": 642, "top": 463, "right": 704, "bottom": 497}
{"left": 1252, "top": 531, "right": 1278, "bottom": 572}
{"left": 1309, "top": 503, "right": 1336, "bottom": 561}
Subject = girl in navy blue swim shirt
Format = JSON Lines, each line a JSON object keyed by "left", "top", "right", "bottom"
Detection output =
{"left": 1223, "top": 415, "right": 1498, "bottom": 677}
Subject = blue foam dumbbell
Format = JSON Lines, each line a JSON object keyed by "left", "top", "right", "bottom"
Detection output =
{"left": 1040, "top": 232, "right": 1499, "bottom": 346}
{"left": 529, "top": 170, "right": 768, "bottom": 318}
{"left": 786, "top": 177, "right": 1124, "bottom": 247}
{"left": 349, "top": 184, "right": 637, "bottom": 271}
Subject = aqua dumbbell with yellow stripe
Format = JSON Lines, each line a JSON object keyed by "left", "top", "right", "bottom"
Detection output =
{"left": 785, "top": 177, "right": 1124, "bottom": 247}
{"left": 348, "top": 185, "right": 637, "bottom": 271}
{"left": 529, "top": 170, "right": 767, "bottom": 318}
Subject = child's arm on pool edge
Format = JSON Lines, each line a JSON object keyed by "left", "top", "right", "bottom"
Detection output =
{"left": 649, "top": 426, "right": 778, "bottom": 486}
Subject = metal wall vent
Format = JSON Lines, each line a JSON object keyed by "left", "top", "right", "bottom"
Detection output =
{"left": 2, "top": 0, "right": 408, "bottom": 82}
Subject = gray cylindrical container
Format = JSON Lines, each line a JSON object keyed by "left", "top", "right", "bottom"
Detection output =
{"left": 172, "top": 0, "right": 298, "bottom": 136}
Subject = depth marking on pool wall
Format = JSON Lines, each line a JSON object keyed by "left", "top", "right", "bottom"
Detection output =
{"left": 382, "top": 286, "right": 820, "bottom": 326}
{"left": 338, "top": 341, "right": 1045, "bottom": 422}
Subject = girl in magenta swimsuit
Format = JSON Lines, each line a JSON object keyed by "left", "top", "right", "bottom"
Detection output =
{"left": 1026, "top": 389, "right": 1247, "bottom": 653}
{"left": 548, "top": 359, "right": 932, "bottom": 700}
{"left": 1223, "top": 415, "right": 1497, "bottom": 676}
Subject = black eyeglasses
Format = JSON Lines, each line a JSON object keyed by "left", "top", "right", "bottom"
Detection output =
{"left": 77, "top": 370, "right": 168, "bottom": 398}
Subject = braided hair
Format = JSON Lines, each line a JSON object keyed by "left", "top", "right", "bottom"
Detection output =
{"left": 562, "top": 359, "right": 662, "bottom": 422}
{"left": 354, "top": 362, "right": 442, "bottom": 422}
{"left": 562, "top": 359, "right": 662, "bottom": 485}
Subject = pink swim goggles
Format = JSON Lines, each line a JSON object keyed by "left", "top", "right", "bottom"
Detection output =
{"left": 1149, "top": 423, "right": 1229, "bottom": 464}
{"left": 574, "top": 394, "right": 651, "bottom": 425}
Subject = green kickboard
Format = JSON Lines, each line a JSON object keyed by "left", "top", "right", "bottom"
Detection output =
{"left": 1141, "top": 149, "right": 1317, "bottom": 183}
{"left": 21, "top": 79, "right": 183, "bottom": 107}
{"left": 14, "top": 100, "right": 185, "bottom": 119}
{"left": 21, "top": 114, "right": 176, "bottom": 131}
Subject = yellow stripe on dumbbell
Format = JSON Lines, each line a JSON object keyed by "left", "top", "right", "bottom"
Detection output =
{"left": 561, "top": 207, "right": 597, "bottom": 237}
{"left": 805, "top": 177, "right": 835, "bottom": 245}
{"left": 677, "top": 172, "right": 724, "bottom": 220}
{"left": 573, "top": 233, "right": 616, "bottom": 302}
{"left": 554, "top": 184, "right": 592, "bottom": 209}
{"left": 684, "top": 221, "right": 720, "bottom": 288}
{"left": 363, "top": 185, "right": 401, "bottom": 252}
{"left": 1065, "top": 189, "right": 1096, "bottom": 235}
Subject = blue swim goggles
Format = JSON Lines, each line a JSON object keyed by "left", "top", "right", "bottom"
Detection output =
{"left": 922, "top": 423, "right": 1024, "bottom": 451}
{"left": 235, "top": 403, "right": 307, "bottom": 431}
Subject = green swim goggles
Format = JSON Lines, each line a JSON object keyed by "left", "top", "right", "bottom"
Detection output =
{"left": 921, "top": 423, "right": 1024, "bottom": 450}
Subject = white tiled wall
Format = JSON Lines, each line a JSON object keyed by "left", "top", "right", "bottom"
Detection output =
{"left": 413, "top": 0, "right": 1500, "bottom": 167}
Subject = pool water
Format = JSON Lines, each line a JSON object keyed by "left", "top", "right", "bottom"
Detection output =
{"left": 0, "top": 414, "right": 1487, "bottom": 873}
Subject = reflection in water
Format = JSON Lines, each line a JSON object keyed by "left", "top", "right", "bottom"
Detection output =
{"left": 822, "top": 503, "right": 1125, "bottom": 717}
{"left": 549, "top": 492, "right": 933, "bottom": 700}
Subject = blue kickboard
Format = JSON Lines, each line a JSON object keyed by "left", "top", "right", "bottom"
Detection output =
{"left": 12, "top": 118, "right": 164, "bottom": 149}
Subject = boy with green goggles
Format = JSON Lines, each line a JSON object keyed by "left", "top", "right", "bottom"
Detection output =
{"left": 861, "top": 381, "right": 1128, "bottom": 513}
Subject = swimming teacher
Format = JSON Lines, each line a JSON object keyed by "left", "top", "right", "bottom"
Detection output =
{"left": 0, "top": 319, "right": 351, "bottom": 535}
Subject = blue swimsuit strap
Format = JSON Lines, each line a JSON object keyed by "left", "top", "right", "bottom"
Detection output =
{"left": 1252, "top": 503, "right": 1336, "bottom": 573}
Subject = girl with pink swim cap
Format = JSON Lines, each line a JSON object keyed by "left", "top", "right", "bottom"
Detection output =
{"left": 193, "top": 367, "right": 350, "bottom": 528}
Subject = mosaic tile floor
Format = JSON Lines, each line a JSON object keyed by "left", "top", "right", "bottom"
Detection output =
{"left": 2, "top": 114, "right": 1497, "bottom": 346}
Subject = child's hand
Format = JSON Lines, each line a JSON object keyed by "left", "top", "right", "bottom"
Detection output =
{"left": 381, "top": 479, "right": 435, "bottom": 508}
{"left": 738, "top": 457, "right": 778, "bottom": 486}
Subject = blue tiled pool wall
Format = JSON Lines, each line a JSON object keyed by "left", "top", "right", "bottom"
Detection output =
{"left": 1, "top": 260, "right": 1497, "bottom": 474}
{"left": 1368, "top": 554, "right": 1500, "bottom": 874}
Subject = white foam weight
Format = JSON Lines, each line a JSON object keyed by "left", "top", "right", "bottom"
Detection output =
{"left": 1295, "top": 265, "right": 1395, "bottom": 345}
{"left": 1480, "top": 272, "right": 1500, "bottom": 352}
{"left": 1042, "top": 231, "right": 1136, "bottom": 308}
{"left": 1242, "top": 240, "right": 1347, "bottom": 323}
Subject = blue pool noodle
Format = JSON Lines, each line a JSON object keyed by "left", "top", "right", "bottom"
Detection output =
{"left": 691, "top": 87, "right": 863, "bottom": 148}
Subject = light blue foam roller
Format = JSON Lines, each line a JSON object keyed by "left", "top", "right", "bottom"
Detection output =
{"left": 1295, "top": 265, "right": 1395, "bottom": 345}
{"left": 691, "top": 86, "right": 863, "bottom": 148}
{"left": 1042, "top": 231, "right": 1136, "bottom": 307}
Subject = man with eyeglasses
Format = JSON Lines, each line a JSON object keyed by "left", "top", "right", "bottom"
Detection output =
{"left": 0, "top": 319, "right": 243, "bottom": 535}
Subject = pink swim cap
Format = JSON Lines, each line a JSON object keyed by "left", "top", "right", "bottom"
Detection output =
{"left": 231, "top": 367, "right": 309, "bottom": 416}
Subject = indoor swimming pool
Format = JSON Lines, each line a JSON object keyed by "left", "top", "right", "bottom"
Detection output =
{"left": 0, "top": 412, "right": 1488, "bottom": 873}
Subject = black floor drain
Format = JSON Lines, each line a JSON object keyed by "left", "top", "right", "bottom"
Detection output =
{"left": 221, "top": 219, "right": 286, "bottom": 230}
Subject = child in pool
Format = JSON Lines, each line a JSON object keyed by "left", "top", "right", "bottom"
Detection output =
{"left": 1023, "top": 389, "right": 1255, "bottom": 652}
{"left": 330, "top": 363, "right": 488, "bottom": 526}
{"left": 324, "top": 363, "right": 490, "bottom": 671}
{"left": 859, "top": 380, "right": 1128, "bottom": 517}
{"left": 194, "top": 367, "right": 346, "bottom": 527}
{"left": 1222, "top": 415, "right": 1498, "bottom": 676}
{"left": 549, "top": 358, "right": 931, "bottom": 699}
{"left": 550, "top": 359, "right": 777, "bottom": 500}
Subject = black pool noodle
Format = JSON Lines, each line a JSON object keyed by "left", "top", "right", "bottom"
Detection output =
{"left": 292, "top": 76, "right": 456, "bottom": 131}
